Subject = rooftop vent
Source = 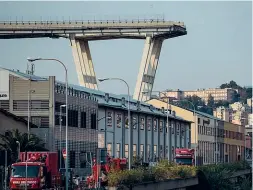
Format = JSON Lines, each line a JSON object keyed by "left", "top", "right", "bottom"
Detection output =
{"left": 105, "top": 93, "right": 109, "bottom": 102}
{"left": 136, "top": 101, "right": 141, "bottom": 111}
{"left": 161, "top": 107, "right": 165, "bottom": 113}
{"left": 121, "top": 97, "right": 126, "bottom": 106}
{"left": 172, "top": 111, "right": 176, "bottom": 117}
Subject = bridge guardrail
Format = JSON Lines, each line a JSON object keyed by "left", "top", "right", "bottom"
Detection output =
{"left": 0, "top": 19, "right": 186, "bottom": 28}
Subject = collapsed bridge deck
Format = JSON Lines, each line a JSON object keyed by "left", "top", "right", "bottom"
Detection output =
{"left": 0, "top": 19, "right": 187, "bottom": 101}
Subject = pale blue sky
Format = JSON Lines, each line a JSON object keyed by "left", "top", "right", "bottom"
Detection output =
{"left": 0, "top": 1, "right": 252, "bottom": 95}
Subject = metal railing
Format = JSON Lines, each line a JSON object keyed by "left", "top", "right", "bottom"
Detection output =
{"left": 0, "top": 19, "right": 185, "bottom": 28}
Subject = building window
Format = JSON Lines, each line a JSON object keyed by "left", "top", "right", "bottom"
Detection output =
{"left": 140, "top": 144, "right": 144, "bottom": 157}
{"left": 107, "top": 111, "right": 112, "bottom": 127}
{"left": 147, "top": 144, "right": 151, "bottom": 161}
{"left": 147, "top": 119, "right": 151, "bottom": 131}
{"left": 160, "top": 145, "right": 163, "bottom": 157}
{"left": 159, "top": 121, "right": 163, "bottom": 132}
{"left": 177, "top": 124, "right": 180, "bottom": 135}
{"left": 107, "top": 143, "right": 112, "bottom": 156}
{"left": 68, "top": 109, "right": 78, "bottom": 127}
{"left": 116, "top": 113, "right": 122, "bottom": 128}
{"left": 140, "top": 118, "right": 144, "bottom": 130}
{"left": 116, "top": 143, "right": 121, "bottom": 158}
{"left": 171, "top": 123, "right": 175, "bottom": 134}
{"left": 41, "top": 117, "right": 49, "bottom": 127}
{"left": 154, "top": 145, "right": 157, "bottom": 156}
{"left": 79, "top": 151, "right": 86, "bottom": 168}
{"left": 81, "top": 112, "right": 86, "bottom": 128}
{"left": 153, "top": 118, "right": 157, "bottom": 131}
{"left": 125, "top": 144, "right": 129, "bottom": 158}
{"left": 69, "top": 151, "right": 75, "bottom": 168}
{"left": 132, "top": 116, "right": 137, "bottom": 129}
{"left": 125, "top": 116, "right": 129, "bottom": 129}
{"left": 133, "top": 144, "right": 137, "bottom": 157}
{"left": 165, "top": 146, "right": 168, "bottom": 158}
{"left": 91, "top": 113, "right": 96, "bottom": 129}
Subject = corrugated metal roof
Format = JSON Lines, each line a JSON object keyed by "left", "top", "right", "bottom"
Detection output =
{"left": 1, "top": 67, "right": 190, "bottom": 123}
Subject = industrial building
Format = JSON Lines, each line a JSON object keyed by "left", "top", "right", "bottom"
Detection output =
{"left": 0, "top": 67, "right": 192, "bottom": 174}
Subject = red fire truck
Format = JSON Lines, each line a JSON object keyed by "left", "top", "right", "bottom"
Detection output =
{"left": 9, "top": 152, "right": 62, "bottom": 189}
{"left": 86, "top": 148, "right": 128, "bottom": 188}
{"left": 175, "top": 148, "right": 195, "bottom": 166}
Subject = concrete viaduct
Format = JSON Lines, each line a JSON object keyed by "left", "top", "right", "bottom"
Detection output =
{"left": 0, "top": 19, "right": 187, "bottom": 101}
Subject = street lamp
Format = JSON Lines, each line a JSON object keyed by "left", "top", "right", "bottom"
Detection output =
{"left": 60, "top": 104, "right": 66, "bottom": 169}
{"left": 142, "top": 90, "right": 171, "bottom": 162}
{"left": 16, "top": 141, "right": 20, "bottom": 160}
{"left": 98, "top": 78, "right": 131, "bottom": 170}
{"left": 173, "top": 99, "right": 197, "bottom": 166}
{"left": 27, "top": 57, "right": 69, "bottom": 189}
{"left": 28, "top": 90, "right": 35, "bottom": 140}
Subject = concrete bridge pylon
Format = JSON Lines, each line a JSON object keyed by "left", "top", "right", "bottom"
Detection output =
{"left": 70, "top": 35, "right": 98, "bottom": 90}
{"left": 133, "top": 36, "right": 164, "bottom": 102}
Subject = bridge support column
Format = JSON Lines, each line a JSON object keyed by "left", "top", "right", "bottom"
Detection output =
{"left": 70, "top": 36, "right": 98, "bottom": 90}
{"left": 133, "top": 37, "right": 164, "bottom": 101}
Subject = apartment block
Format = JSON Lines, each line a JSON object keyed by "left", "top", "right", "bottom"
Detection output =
{"left": 213, "top": 107, "right": 233, "bottom": 123}
{"left": 161, "top": 88, "right": 236, "bottom": 103}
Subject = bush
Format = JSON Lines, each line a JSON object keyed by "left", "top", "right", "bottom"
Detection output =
{"left": 108, "top": 160, "right": 197, "bottom": 187}
{"left": 198, "top": 161, "right": 251, "bottom": 190}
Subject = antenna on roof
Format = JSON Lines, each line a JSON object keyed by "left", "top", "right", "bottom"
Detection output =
{"left": 31, "top": 64, "right": 35, "bottom": 75}
{"left": 26, "top": 62, "right": 35, "bottom": 75}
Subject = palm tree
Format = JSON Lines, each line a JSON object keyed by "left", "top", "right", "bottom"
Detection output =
{"left": 0, "top": 129, "right": 48, "bottom": 163}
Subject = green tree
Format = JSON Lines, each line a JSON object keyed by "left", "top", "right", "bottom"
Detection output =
{"left": 207, "top": 94, "right": 215, "bottom": 108}
{"left": 0, "top": 129, "right": 48, "bottom": 163}
{"left": 215, "top": 100, "right": 230, "bottom": 108}
{"left": 220, "top": 80, "right": 242, "bottom": 89}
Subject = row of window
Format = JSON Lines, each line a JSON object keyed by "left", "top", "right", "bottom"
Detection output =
{"left": 55, "top": 112, "right": 96, "bottom": 129}
{"left": 198, "top": 125, "right": 244, "bottom": 140}
{"left": 198, "top": 140, "right": 244, "bottom": 164}
{"left": 107, "top": 112, "right": 187, "bottom": 134}
{"left": 13, "top": 100, "right": 49, "bottom": 111}
{"left": 106, "top": 143, "right": 185, "bottom": 160}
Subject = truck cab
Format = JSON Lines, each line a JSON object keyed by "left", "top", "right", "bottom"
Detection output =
{"left": 9, "top": 152, "right": 61, "bottom": 190}
{"left": 175, "top": 148, "right": 195, "bottom": 166}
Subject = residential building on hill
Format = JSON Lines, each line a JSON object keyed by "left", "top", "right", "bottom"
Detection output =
{"left": 161, "top": 88, "right": 236, "bottom": 104}
{"left": 213, "top": 107, "right": 233, "bottom": 123}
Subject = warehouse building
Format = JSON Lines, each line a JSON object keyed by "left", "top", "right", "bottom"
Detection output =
{"left": 0, "top": 67, "right": 192, "bottom": 174}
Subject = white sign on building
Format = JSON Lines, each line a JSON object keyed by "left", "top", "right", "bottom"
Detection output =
{"left": 0, "top": 70, "right": 9, "bottom": 100}
{"left": 98, "top": 132, "right": 105, "bottom": 148}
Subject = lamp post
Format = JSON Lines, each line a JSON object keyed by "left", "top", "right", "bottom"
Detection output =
{"left": 60, "top": 104, "right": 66, "bottom": 169}
{"left": 4, "top": 149, "right": 7, "bottom": 190}
{"left": 16, "top": 141, "right": 20, "bottom": 160}
{"left": 142, "top": 90, "right": 171, "bottom": 162}
{"left": 173, "top": 99, "right": 197, "bottom": 166}
{"left": 28, "top": 90, "right": 35, "bottom": 140}
{"left": 27, "top": 57, "right": 69, "bottom": 189}
{"left": 98, "top": 78, "right": 131, "bottom": 170}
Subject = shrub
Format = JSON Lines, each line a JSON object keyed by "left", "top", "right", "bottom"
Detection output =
{"left": 108, "top": 160, "right": 197, "bottom": 187}
{"left": 198, "top": 161, "right": 251, "bottom": 190}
